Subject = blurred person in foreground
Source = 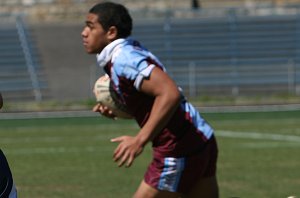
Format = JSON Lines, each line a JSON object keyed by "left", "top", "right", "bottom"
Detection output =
{"left": 0, "top": 93, "right": 18, "bottom": 198}
{"left": 81, "top": 2, "right": 219, "bottom": 198}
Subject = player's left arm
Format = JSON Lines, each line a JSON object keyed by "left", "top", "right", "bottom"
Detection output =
{"left": 111, "top": 66, "right": 181, "bottom": 167}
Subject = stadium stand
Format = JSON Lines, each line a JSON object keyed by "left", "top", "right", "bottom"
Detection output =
{"left": 133, "top": 14, "right": 300, "bottom": 96}
{"left": 1, "top": 1, "right": 300, "bottom": 102}
{"left": 0, "top": 15, "right": 48, "bottom": 102}
{"left": 2, "top": 0, "right": 300, "bottom": 23}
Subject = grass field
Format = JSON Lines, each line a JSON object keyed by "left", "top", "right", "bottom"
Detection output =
{"left": 1, "top": 110, "right": 300, "bottom": 198}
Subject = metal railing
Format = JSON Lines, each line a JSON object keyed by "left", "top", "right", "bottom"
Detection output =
{"left": 168, "top": 60, "right": 300, "bottom": 97}
{"left": 16, "top": 15, "right": 42, "bottom": 101}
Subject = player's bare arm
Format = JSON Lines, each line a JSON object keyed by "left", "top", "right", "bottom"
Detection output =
{"left": 111, "top": 67, "right": 181, "bottom": 167}
{"left": 136, "top": 67, "right": 181, "bottom": 143}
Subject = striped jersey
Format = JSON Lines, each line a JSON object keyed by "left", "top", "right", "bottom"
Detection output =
{"left": 96, "top": 38, "right": 214, "bottom": 157}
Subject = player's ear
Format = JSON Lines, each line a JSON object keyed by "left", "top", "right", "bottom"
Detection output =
{"left": 107, "top": 26, "right": 118, "bottom": 40}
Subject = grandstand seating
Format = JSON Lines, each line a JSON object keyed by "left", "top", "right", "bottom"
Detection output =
{"left": 133, "top": 14, "right": 300, "bottom": 96}
{"left": 0, "top": 16, "right": 48, "bottom": 102}
{"left": 2, "top": 8, "right": 300, "bottom": 102}
{"left": 2, "top": 0, "right": 300, "bottom": 24}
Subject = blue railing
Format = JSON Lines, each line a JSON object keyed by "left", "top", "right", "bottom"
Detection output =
{"left": 133, "top": 13, "right": 300, "bottom": 96}
{"left": 16, "top": 15, "right": 42, "bottom": 101}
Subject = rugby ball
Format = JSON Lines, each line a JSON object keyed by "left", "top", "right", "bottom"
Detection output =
{"left": 93, "top": 76, "right": 132, "bottom": 119}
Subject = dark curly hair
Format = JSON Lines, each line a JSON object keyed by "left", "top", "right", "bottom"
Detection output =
{"left": 89, "top": 2, "right": 132, "bottom": 38}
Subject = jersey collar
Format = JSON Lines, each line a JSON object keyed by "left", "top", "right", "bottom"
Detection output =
{"left": 96, "top": 38, "right": 127, "bottom": 67}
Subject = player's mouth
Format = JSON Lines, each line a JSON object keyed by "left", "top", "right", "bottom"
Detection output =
{"left": 82, "top": 40, "right": 88, "bottom": 46}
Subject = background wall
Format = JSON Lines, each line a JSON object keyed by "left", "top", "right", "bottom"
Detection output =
{"left": 32, "top": 23, "right": 100, "bottom": 101}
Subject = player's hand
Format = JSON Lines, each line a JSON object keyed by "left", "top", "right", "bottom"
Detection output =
{"left": 111, "top": 136, "right": 144, "bottom": 167}
{"left": 93, "top": 103, "right": 116, "bottom": 119}
{"left": 98, "top": 74, "right": 109, "bottom": 81}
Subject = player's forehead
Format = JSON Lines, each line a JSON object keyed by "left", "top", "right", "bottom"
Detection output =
{"left": 85, "top": 13, "right": 100, "bottom": 26}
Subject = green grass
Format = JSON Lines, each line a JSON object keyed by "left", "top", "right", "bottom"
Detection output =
{"left": 1, "top": 111, "right": 300, "bottom": 198}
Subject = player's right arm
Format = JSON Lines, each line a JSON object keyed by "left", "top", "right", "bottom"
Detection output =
{"left": 135, "top": 67, "right": 181, "bottom": 143}
{"left": 111, "top": 66, "right": 181, "bottom": 167}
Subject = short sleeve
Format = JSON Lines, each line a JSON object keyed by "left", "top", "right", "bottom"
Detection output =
{"left": 133, "top": 64, "right": 156, "bottom": 90}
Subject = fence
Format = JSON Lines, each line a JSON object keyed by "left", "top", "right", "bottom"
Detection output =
{"left": 132, "top": 13, "right": 300, "bottom": 97}
{"left": 0, "top": 14, "right": 46, "bottom": 101}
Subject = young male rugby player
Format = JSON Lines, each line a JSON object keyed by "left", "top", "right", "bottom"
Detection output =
{"left": 82, "top": 2, "right": 219, "bottom": 197}
{"left": 0, "top": 93, "right": 18, "bottom": 198}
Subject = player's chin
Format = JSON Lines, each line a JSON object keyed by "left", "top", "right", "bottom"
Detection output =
{"left": 83, "top": 46, "right": 97, "bottom": 54}
{"left": 85, "top": 49, "right": 96, "bottom": 54}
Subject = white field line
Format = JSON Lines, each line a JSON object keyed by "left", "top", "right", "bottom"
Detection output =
{"left": 1, "top": 130, "right": 299, "bottom": 144}
{"left": 217, "top": 130, "right": 300, "bottom": 143}
{"left": 4, "top": 146, "right": 112, "bottom": 155}
{"left": 0, "top": 110, "right": 96, "bottom": 120}
{"left": 0, "top": 134, "right": 115, "bottom": 144}
{"left": 199, "top": 104, "right": 300, "bottom": 113}
{"left": 1, "top": 103, "right": 300, "bottom": 120}
{"left": 2, "top": 131, "right": 300, "bottom": 155}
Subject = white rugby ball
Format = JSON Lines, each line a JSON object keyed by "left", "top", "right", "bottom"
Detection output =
{"left": 93, "top": 76, "right": 132, "bottom": 119}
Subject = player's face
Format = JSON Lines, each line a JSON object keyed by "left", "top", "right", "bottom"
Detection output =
{"left": 81, "top": 13, "right": 110, "bottom": 54}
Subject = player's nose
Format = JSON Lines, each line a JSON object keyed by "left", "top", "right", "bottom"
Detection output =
{"left": 81, "top": 27, "right": 88, "bottom": 38}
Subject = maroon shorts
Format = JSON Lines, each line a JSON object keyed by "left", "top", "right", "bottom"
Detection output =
{"left": 144, "top": 135, "right": 218, "bottom": 194}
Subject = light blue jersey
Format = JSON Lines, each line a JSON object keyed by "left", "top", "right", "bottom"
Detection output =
{"left": 97, "top": 38, "right": 214, "bottom": 155}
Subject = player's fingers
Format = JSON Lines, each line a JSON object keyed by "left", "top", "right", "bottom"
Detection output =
{"left": 113, "top": 144, "right": 126, "bottom": 161}
{"left": 118, "top": 152, "right": 130, "bottom": 167}
{"left": 99, "top": 74, "right": 109, "bottom": 81}
{"left": 93, "top": 104, "right": 108, "bottom": 114}
{"left": 126, "top": 154, "right": 135, "bottom": 167}
{"left": 99, "top": 105, "right": 108, "bottom": 114}
{"left": 106, "top": 110, "right": 117, "bottom": 119}
{"left": 102, "top": 111, "right": 115, "bottom": 119}
{"left": 112, "top": 143, "right": 122, "bottom": 157}
{"left": 110, "top": 136, "right": 125, "bottom": 143}
{"left": 92, "top": 104, "right": 101, "bottom": 112}
{"left": 103, "top": 75, "right": 110, "bottom": 81}
{"left": 111, "top": 137, "right": 125, "bottom": 160}
{"left": 95, "top": 105, "right": 116, "bottom": 119}
{"left": 127, "top": 147, "right": 143, "bottom": 167}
